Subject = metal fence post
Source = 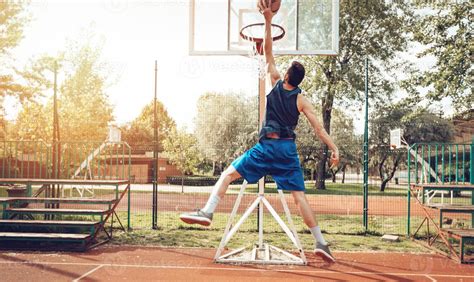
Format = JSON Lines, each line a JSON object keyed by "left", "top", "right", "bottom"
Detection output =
{"left": 470, "top": 137, "right": 473, "bottom": 185}
{"left": 363, "top": 58, "right": 369, "bottom": 232}
{"left": 407, "top": 145, "right": 412, "bottom": 237}
{"left": 470, "top": 137, "right": 473, "bottom": 227}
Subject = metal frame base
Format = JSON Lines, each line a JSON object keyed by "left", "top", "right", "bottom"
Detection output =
{"left": 216, "top": 243, "right": 305, "bottom": 265}
{"left": 214, "top": 180, "right": 307, "bottom": 265}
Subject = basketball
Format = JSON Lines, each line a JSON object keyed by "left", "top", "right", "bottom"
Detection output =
{"left": 258, "top": 0, "right": 281, "bottom": 14}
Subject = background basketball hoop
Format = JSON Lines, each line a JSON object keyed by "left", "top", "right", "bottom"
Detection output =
{"left": 389, "top": 128, "right": 403, "bottom": 149}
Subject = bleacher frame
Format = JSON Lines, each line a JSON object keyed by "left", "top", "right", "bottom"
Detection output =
{"left": 410, "top": 184, "right": 474, "bottom": 263}
{"left": 0, "top": 178, "right": 130, "bottom": 251}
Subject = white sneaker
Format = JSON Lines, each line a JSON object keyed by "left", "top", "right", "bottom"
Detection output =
{"left": 314, "top": 242, "right": 336, "bottom": 263}
{"left": 179, "top": 209, "right": 213, "bottom": 226}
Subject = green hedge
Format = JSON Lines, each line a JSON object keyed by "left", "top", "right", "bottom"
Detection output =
{"left": 166, "top": 176, "right": 277, "bottom": 186}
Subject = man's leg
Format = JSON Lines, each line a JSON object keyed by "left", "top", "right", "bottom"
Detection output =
{"left": 291, "top": 191, "right": 335, "bottom": 262}
{"left": 180, "top": 166, "right": 241, "bottom": 226}
{"left": 215, "top": 166, "right": 242, "bottom": 197}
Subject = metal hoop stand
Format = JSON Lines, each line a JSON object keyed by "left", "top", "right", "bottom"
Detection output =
{"left": 214, "top": 180, "right": 307, "bottom": 265}
{"left": 214, "top": 66, "right": 307, "bottom": 265}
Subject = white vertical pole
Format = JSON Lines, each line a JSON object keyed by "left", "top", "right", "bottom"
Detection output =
{"left": 258, "top": 179, "right": 264, "bottom": 249}
{"left": 258, "top": 77, "right": 266, "bottom": 249}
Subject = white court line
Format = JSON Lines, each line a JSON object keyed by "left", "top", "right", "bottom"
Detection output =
{"left": 425, "top": 274, "right": 437, "bottom": 282}
{"left": 0, "top": 261, "right": 472, "bottom": 279}
{"left": 72, "top": 264, "right": 104, "bottom": 282}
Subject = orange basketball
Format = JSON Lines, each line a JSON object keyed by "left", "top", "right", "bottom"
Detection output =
{"left": 258, "top": 0, "right": 281, "bottom": 14}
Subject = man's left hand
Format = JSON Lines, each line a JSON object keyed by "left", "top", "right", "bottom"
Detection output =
{"left": 258, "top": 0, "right": 274, "bottom": 21}
{"left": 329, "top": 150, "right": 340, "bottom": 169}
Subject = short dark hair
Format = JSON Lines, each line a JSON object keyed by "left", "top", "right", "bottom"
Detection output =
{"left": 286, "top": 61, "right": 305, "bottom": 87}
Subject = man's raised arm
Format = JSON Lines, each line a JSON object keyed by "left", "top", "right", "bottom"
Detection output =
{"left": 258, "top": 0, "right": 281, "bottom": 87}
{"left": 298, "top": 95, "right": 340, "bottom": 168}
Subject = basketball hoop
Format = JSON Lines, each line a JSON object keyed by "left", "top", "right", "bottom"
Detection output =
{"left": 240, "top": 23, "right": 285, "bottom": 55}
{"left": 240, "top": 23, "right": 285, "bottom": 79}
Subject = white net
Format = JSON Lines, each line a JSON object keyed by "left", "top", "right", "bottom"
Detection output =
{"left": 241, "top": 24, "right": 285, "bottom": 80}
{"left": 247, "top": 46, "right": 267, "bottom": 80}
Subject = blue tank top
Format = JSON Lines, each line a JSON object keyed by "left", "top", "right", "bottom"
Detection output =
{"left": 259, "top": 80, "right": 301, "bottom": 140}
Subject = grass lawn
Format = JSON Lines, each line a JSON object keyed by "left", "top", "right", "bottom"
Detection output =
{"left": 108, "top": 211, "right": 430, "bottom": 254}
{"left": 230, "top": 182, "right": 408, "bottom": 197}
{"left": 2, "top": 182, "right": 472, "bottom": 202}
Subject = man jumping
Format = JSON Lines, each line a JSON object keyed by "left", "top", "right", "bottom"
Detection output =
{"left": 180, "top": 0, "right": 340, "bottom": 262}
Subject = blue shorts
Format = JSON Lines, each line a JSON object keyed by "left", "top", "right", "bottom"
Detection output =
{"left": 231, "top": 139, "right": 305, "bottom": 191}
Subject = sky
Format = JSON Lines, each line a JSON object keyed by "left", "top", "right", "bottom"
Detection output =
{"left": 7, "top": 0, "right": 451, "bottom": 135}
{"left": 9, "top": 0, "right": 259, "bottom": 131}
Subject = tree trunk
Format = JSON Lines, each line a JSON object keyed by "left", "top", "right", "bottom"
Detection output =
{"left": 342, "top": 165, "right": 346, "bottom": 184}
{"left": 315, "top": 83, "right": 334, "bottom": 190}
{"left": 379, "top": 153, "right": 402, "bottom": 192}
{"left": 380, "top": 178, "right": 389, "bottom": 192}
{"left": 378, "top": 154, "right": 387, "bottom": 184}
{"left": 315, "top": 147, "right": 328, "bottom": 189}
{"left": 331, "top": 169, "right": 336, "bottom": 183}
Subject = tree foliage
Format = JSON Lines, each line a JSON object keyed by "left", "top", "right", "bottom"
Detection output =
{"left": 0, "top": 2, "right": 30, "bottom": 138}
{"left": 407, "top": 2, "right": 472, "bottom": 112}
{"left": 279, "top": 0, "right": 412, "bottom": 189}
{"left": 120, "top": 100, "right": 176, "bottom": 152}
{"left": 370, "top": 102, "right": 454, "bottom": 191}
{"left": 11, "top": 37, "right": 114, "bottom": 142}
{"left": 60, "top": 41, "right": 113, "bottom": 141}
{"left": 194, "top": 92, "right": 257, "bottom": 175}
{"left": 163, "top": 128, "right": 202, "bottom": 175}
{"left": 0, "top": 2, "right": 30, "bottom": 100}
{"left": 296, "top": 104, "right": 359, "bottom": 184}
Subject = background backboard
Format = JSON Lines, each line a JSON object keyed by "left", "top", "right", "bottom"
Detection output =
{"left": 189, "top": 0, "right": 339, "bottom": 56}
{"left": 390, "top": 128, "right": 403, "bottom": 149}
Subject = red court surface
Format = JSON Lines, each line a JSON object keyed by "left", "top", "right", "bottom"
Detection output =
{"left": 0, "top": 246, "right": 473, "bottom": 281}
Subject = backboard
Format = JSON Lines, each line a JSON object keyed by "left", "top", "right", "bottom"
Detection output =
{"left": 108, "top": 125, "right": 121, "bottom": 143}
{"left": 389, "top": 128, "right": 402, "bottom": 149}
{"left": 189, "top": 0, "right": 339, "bottom": 56}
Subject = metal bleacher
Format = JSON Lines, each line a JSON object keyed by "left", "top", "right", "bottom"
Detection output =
{"left": 0, "top": 179, "right": 130, "bottom": 251}
{"left": 408, "top": 141, "right": 474, "bottom": 264}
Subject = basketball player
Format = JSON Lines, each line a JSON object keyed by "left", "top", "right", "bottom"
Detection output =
{"left": 180, "top": 0, "right": 339, "bottom": 262}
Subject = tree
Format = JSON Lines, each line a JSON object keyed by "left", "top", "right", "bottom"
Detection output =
{"left": 163, "top": 128, "right": 202, "bottom": 176}
{"left": 11, "top": 55, "right": 60, "bottom": 142}
{"left": 12, "top": 38, "right": 114, "bottom": 142}
{"left": 194, "top": 92, "right": 257, "bottom": 175}
{"left": 295, "top": 105, "right": 359, "bottom": 183}
{"left": 10, "top": 101, "right": 50, "bottom": 142}
{"left": 279, "top": 0, "right": 413, "bottom": 189}
{"left": 0, "top": 2, "right": 30, "bottom": 101}
{"left": 59, "top": 34, "right": 115, "bottom": 142}
{"left": 327, "top": 111, "right": 361, "bottom": 184}
{"left": 0, "top": 3, "right": 32, "bottom": 136}
{"left": 120, "top": 100, "right": 176, "bottom": 152}
{"left": 407, "top": 2, "right": 472, "bottom": 112}
{"left": 370, "top": 103, "right": 454, "bottom": 191}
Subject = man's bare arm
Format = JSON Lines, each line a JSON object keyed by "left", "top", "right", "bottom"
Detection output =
{"left": 260, "top": 0, "right": 281, "bottom": 86}
{"left": 298, "top": 95, "right": 340, "bottom": 167}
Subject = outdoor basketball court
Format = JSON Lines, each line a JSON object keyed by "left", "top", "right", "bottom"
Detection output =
{"left": 1, "top": 246, "right": 473, "bottom": 281}
{"left": 1, "top": 0, "right": 473, "bottom": 281}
